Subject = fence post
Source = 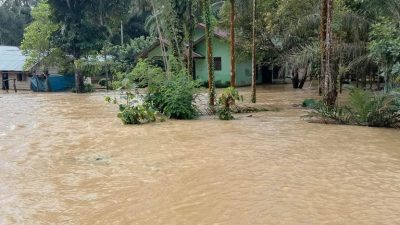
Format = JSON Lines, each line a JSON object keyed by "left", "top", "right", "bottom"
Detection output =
{"left": 13, "top": 79, "right": 17, "bottom": 93}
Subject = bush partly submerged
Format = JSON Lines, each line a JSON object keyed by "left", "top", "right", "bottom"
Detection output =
{"left": 107, "top": 59, "right": 200, "bottom": 124}
{"left": 217, "top": 87, "right": 242, "bottom": 120}
{"left": 145, "top": 71, "right": 200, "bottom": 120}
{"left": 306, "top": 89, "right": 400, "bottom": 128}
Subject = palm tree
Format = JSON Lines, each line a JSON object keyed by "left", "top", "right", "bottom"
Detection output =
{"left": 251, "top": 0, "right": 256, "bottom": 103}
{"left": 321, "top": 0, "right": 337, "bottom": 106}
{"left": 148, "top": 0, "right": 169, "bottom": 71}
{"left": 202, "top": 0, "right": 215, "bottom": 106}
{"left": 186, "top": 0, "right": 194, "bottom": 78}
{"left": 320, "top": 0, "right": 327, "bottom": 96}
{"left": 229, "top": 0, "right": 236, "bottom": 87}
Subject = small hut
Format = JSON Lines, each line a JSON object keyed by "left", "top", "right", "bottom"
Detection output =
{"left": 0, "top": 46, "right": 30, "bottom": 91}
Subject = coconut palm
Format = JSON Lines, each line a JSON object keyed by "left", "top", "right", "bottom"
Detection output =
{"left": 229, "top": 0, "right": 236, "bottom": 87}
{"left": 202, "top": 0, "right": 215, "bottom": 106}
{"left": 320, "top": 0, "right": 336, "bottom": 106}
{"left": 251, "top": 0, "right": 256, "bottom": 103}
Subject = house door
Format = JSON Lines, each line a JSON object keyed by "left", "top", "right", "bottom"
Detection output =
{"left": 261, "top": 66, "right": 273, "bottom": 84}
{"left": 2, "top": 72, "right": 9, "bottom": 90}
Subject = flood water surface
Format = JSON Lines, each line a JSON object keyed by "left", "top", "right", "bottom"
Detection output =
{"left": 1, "top": 86, "right": 400, "bottom": 225}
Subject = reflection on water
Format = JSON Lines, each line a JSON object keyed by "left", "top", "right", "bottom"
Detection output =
{"left": 1, "top": 85, "right": 400, "bottom": 225}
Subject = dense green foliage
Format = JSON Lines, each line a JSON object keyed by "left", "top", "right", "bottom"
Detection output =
{"left": 309, "top": 89, "right": 400, "bottom": 128}
{"left": 345, "top": 89, "right": 400, "bottom": 127}
{"left": 0, "top": 0, "right": 37, "bottom": 46}
{"left": 117, "top": 103, "right": 158, "bottom": 125}
{"left": 106, "top": 94, "right": 161, "bottom": 125}
{"left": 20, "top": 1, "right": 70, "bottom": 72}
{"left": 302, "top": 99, "right": 319, "bottom": 109}
{"left": 132, "top": 60, "right": 199, "bottom": 119}
{"left": 14, "top": 0, "right": 400, "bottom": 127}
{"left": 105, "top": 74, "right": 163, "bottom": 125}
{"left": 368, "top": 18, "right": 400, "bottom": 93}
{"left": 146, "top": 73, "right": 199, "bottom": 119}
{"left": 108, "top": 59, "right": 199, "bottom": 124}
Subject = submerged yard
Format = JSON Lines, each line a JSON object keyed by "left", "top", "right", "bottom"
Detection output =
{"left": 1, "top": 85, "right": 400, "bottom": 224}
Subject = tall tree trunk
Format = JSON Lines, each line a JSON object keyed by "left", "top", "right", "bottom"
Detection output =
{"left": 384, "top": 64, "right": 391, "bottom": 93}
{"left": 292, "top": 70, "right": 299, "bottom": 89}
{"left": 321, "top": 0, "right": 337, "bottom": 106}
{"left": 187, "top": 0, "right": 194, "bottom": 78}
{"left": 151, "top": 0, "right": 169, "bottom": 72}
{"left": 362, "top": 73, "right": 367, "bottom": 89}
{"left": 230, "top": 0, "right": 236, "bottom": 87}
{"left": 319, "top": 0, "right": 327, "bottom": 96}
{"left": 298, "top": 67, "right": 308, "bottom": 89}
{"left": 203, "top": 0, "right": 215, "bottom": 106}
{"left": 104, "top": 54, "right": 109, "bottom": 91}
{"left": 369, "top": 73, "right": 373, "bottom": 90}
{"left": 74, "top": 59, "right": 84, "bottom": 93}
{"left": 377, "top": 73, "right": 381, "bottom": 90}
{"left": 251, "top": 0, "right": 256, "bottom": 103}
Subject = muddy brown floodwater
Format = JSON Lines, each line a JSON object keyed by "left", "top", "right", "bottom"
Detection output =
{"left": 1, "top": 85, "right": 400, "bottom": 225}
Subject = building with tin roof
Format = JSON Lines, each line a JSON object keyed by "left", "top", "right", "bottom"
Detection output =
{"left": 0, "top": 46, "right": 30, "bottom": 90}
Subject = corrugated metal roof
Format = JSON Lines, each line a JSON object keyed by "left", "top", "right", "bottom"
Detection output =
{"left": 0, "top": 46, "right": 27, "bottom": 72}
{"left": 196, "top": 23, "right": 229, "bottom": 39}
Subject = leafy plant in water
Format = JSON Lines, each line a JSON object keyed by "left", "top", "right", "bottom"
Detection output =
{"left": 217, "top": 87, "right": 242, "bottom": 120}
{"left": 310, "top": 102, "right": 351, "bottom": 124}
{"left": 105, "top": 93, "right": 163, "bottom": 125}
{"left": 146, "top": 70, "right": 200, "bottom": 120}
{"left": 308, "top": 88, "right": 400, "bottom": 128}
{"left": 344, "top": 89, "right": 400, "bottom": 127}
{"left": 117, "top": 104, "right": 157, "bottom": 125}
{"left": 105, "top": 72, "right": 164, "bottom": 125}
{"left": 129, "top": 59, "right": 200, "bottom": 120}
{"left": 302, "top": 98, "right": 318, "bottom": 109}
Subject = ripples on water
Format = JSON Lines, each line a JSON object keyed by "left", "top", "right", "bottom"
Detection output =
{"left": 1, "top": 86, "right": 400, "bottom": 225}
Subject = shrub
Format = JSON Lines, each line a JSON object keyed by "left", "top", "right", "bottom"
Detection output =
{"left": 217, "top": 87, "right": 242, "bottom": 120}
{"left": 84, "top": 83, "right": 95, "bottom": 93}
{"left": 146, "top": 71, "right": 199, "bottom": 119}
{"left": 302, "top": 98, "right": 318, "bottom": 108}
{"left": 310, "top": 102, "right": 351, "bottom": 124}
{"left": 117, "top": 104, "right": 157, "bottom": 125}
{"left": 105, "top": 72, "right": 163, "bottom": 125}
{"left": 109, "top": 59, "right": 200, "bottom": 121}
{"left": 105, "top": 90, "right": 164, "bottom": 125}
{"left": 127, "top": 59, "right": 164, "bottom": 88}
{"left": 344, "top": 89, "right": 400, "bottom": 127}
{"left": 308, "top": 89, "right": 400, "bottom": 128}
{"left": 124, "top": 59, "right": 199, "bottom": 120}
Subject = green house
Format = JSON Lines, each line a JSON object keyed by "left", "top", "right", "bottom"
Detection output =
{"left": 140, "top": 24, "right": 279, "bottom": 86}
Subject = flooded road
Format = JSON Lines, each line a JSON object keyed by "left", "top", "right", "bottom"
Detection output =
{"left": 1, "top": 85, "right": 400, "bottom": 225}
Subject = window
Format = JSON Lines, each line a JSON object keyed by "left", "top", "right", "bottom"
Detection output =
{"left": 17, "top": 73, "right": 23, "bottom": 81}
{"left": 214, "top": 57, "right": 222, "bottom": 71}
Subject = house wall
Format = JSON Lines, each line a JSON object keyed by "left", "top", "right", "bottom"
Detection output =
{"left": 1, "top": 71, "right": 30, "bottom": 90}
{"left": 194, "top": 38, "right": 262, "bottom": 86}
{"left": 145, "top": 29, "right": 263, "bottom": 87}
{"left": 31, "top": 65, "right": 59, "bottom": 75}
{"left": 236, "top": 59, "right": 253, "bottom": 86}
{"left": 194, "top": 27, "right": 205, "bottom": 41}
{"left": 195, "top": 38, "right": 231, "bottom": 86}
